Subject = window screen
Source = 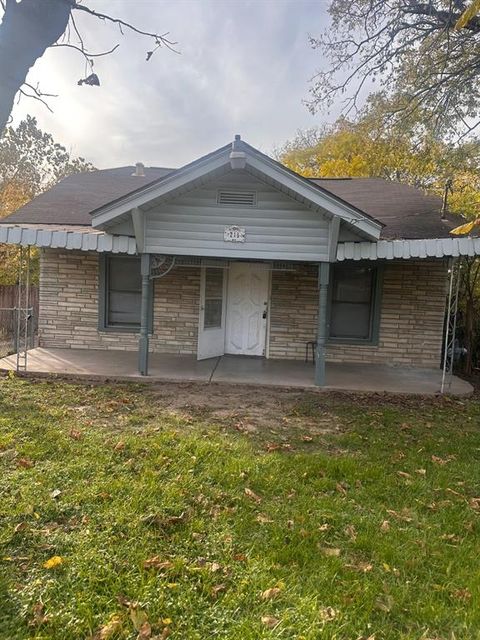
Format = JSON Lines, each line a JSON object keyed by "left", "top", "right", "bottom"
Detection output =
{"left": 203, "top": 267, "right": 224, "bottom": 329}
{"left": 330, "top": 265, "right": 376, "bottom": 340}
{"left": 106, "top": 256, "right": 142, "bottom": 327}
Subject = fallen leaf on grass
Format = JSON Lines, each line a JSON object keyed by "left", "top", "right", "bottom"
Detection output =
{"left": 129, "top": 605, "right": 148, "bottom": 632}
{"left": 345, "top": 561, "right": 373, "bottom": 573}
{"left": 375, "top": 595, "right": 394, "bottom": 612}
{"left": 261, "top": 587, "right": 282, "bottom": 601}
{"left": 380, "top": 520, "right": 390, "bottom": 532}
{"left": 137, "top": 621, "right": 152, "bottom": 639}
{"left": 114, "top": 441, "right": 125, "bottom": 451}
{"left": 336, "top": 482, "right": 348, "bottom": 496}
{"left": 415, "top": 468, "right": 427, "bottom": 476}
{"left": 318, "top": 523, "right": 330, "bottom": 532}
{"left": 256, "top": 513, "right": 273, "bottom": 525}
{"left": 320, "top": 547, "right": 341, "bottom": 557}
{"left": 261, "top": 616, "right": 280, "bottom": 629}
{"left": 69, "top": 429, "right": 83, "bottom": 440}
{"left": 96, "top": 615, "right": 123, "bottom": 639}
{"left": 43, "top": 555, "right": 63, "bottom": 569}
{"left": 14, "top": 522, "right": 28, "bottom": 534}
{"left": 397, "top": 471, "right": 412, "bottom": 480}
{"left": 50, "top": 489, "right": 62, "bottom": 499}
{"left": 319, "top": 606, "right": 337, "bottom": 621}
{"left": 143, "top": 557, "right": 174, "bottom": 571}
{"left": 265, "top": 443, "right": 281, "bottom": 452}
{"left": 386, "top": 508, "right": 412, "bottom": 523}
{"left": 211, "top": 584, "right": 226, "bottom": 598}
{"left": 17, "top": 457, "right": 33, "bottom": 468}
{"left": 431, "top": 454, "right": 456, "bottom": 465}
{"left": 301, "top": 435, "right": 313, "bottom": 442}
{"left": 452, "top": 588, "right": 471, "bottom": 600}
{"left": 29, "top": 602, "right": 49, "bottom": 627}
{"left": 244, "top": 487, "right": 262, "bottom": 503}
{"left": 344, "top": 524, "right": 357, "bottom": 541}
{"left": 209, "top": 561, "right": 222, "bottom": 573}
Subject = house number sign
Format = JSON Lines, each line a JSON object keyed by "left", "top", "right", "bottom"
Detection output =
{"left": 224, "top": 225, "right": 246, "bottom": 243}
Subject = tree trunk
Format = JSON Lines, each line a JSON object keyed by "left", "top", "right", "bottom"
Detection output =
{"left": 0, "top": 0, "right": 71, "bottom": 133}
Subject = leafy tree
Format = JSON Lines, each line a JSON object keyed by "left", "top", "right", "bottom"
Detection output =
{"left": 279, "top": 106, "right": 480, "bottom": 374}
{"left": 0, "top": 0, "right": 176, "bottom": 133}
{"left": 279, "top": 108, "right": 480, "bottom": 219}
{"left": 308, "top": 1, "right": 480, "bottom": 138}
{"left": 0, "top": 115, "right": 94, "bottom": 284}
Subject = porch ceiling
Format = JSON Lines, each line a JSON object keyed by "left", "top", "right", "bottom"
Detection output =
{"left": 0, "top": 348, "right": 472, "bottom": 396}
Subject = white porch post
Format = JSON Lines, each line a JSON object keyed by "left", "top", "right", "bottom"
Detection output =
{"left": 315, "top": 262, "right": 330, "bottom": 386}
{"left": 138, "top": 253, "right": 151, "bottom": 376}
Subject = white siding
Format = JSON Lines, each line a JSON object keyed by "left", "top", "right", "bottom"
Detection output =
{"left": 143, "top": 171, "right": 330, "bottom": 261}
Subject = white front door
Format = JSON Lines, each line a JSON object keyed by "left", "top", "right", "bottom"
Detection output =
{"left": 225, "top": 262, "right": 269, "bottom": 356}
{"left": 197, "top": 266, "right": 227, "bottom": 360}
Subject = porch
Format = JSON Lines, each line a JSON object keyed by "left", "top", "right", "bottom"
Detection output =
{"left": 0, "top": 347, "right": 472, "bottom": 395}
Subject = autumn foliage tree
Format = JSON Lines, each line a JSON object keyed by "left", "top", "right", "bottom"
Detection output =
{"left": 0, "top": 115, "right": 93, "bottom": 283}
{"left": 279, "top": 102, "right": 480, "bottom": 373}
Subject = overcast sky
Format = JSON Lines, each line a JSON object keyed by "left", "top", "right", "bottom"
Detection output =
{"left": 9, "top": 0, "right": 339, "bottom": 169}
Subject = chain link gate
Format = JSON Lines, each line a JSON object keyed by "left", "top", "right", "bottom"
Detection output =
{"left": 0, "top": 247, "right": 35, "bottom": 371}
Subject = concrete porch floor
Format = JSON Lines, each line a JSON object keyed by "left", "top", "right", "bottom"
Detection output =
{"left": 0, "top": 347, "right": 473, "bottom": 395}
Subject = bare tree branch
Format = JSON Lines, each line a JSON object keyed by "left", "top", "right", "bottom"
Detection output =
{"left": 72, "top": 2, "right": 179, "bottom": 54}
{"left": 308, "top": 0, "right": 480, "bottom": 139}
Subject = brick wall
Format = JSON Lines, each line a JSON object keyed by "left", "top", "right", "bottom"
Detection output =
{"left": 39, "top": 249, "right": 200, "bottom": 353}
{"left": 269, "top": 260, "right": 448, "bottom": 368}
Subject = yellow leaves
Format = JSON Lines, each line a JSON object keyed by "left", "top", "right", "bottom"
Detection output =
{"left": 43, "top": 555, "right": 63, "bottom": 569}
{"left": 261, "top": 616, "right": 280, "bottom": 629}
{"left": 450, "top": 218, "right": 480, "bottom": 235}
{"left": 455, "top": 0, "right": 480, "bottom": 29}
{"left": 244, "top": 487, "right": 262, "bottom": 503}
{"left": 97, "top": 615, "right": 123, "bottom": 639}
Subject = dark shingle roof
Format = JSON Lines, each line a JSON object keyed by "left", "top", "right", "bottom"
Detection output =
{"left": 3, "top": 167, "right": 174, "bottom": 226}
{"left": 311, "top": 177, "right": 456, "bottom": 240}
{"left": 2, "top": 167, "right": 458, "bottom": 240}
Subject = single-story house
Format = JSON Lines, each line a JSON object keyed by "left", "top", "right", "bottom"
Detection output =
{"left": 0, "top": 136, "right": 478, "bottom": 389}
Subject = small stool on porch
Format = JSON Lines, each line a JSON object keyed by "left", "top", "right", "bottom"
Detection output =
{"left": 305, "top": 340, "right": 317, "bottom": 364}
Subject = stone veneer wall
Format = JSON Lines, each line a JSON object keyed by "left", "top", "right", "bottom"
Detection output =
{"left": 38, "top": 249, "right": 200, "bottom": 353}
{"left": 269, "top": 260, "right": 448, "bottom": 368}
{"left": 39, "top": 249, "right": 448, "bottom": 368}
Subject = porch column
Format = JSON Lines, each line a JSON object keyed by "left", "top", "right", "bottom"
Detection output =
{"left": 138, "top": 253, "right": 151, "bottom": 376}
{"left": 315, "top": 262, "right": 330, "bottom": 386}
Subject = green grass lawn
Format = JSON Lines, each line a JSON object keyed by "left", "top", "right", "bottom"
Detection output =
{"left": 0, "top": 376, "right": 479, "bottom": 639}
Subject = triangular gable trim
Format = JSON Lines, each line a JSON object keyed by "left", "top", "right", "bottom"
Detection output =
{"left": 90, "top": 139, "right": 383, "bottom": 241}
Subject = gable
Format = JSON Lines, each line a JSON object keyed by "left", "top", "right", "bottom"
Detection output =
{"left": 142, "top": 170, "right": 333, "bottom": 261}
{"left": 91, "top": 138, "right": 383, "bottom": 244}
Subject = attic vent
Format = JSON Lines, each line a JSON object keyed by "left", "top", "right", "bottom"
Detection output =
{"left": 217, "top": 189, "right": 257, "bottom": 207}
